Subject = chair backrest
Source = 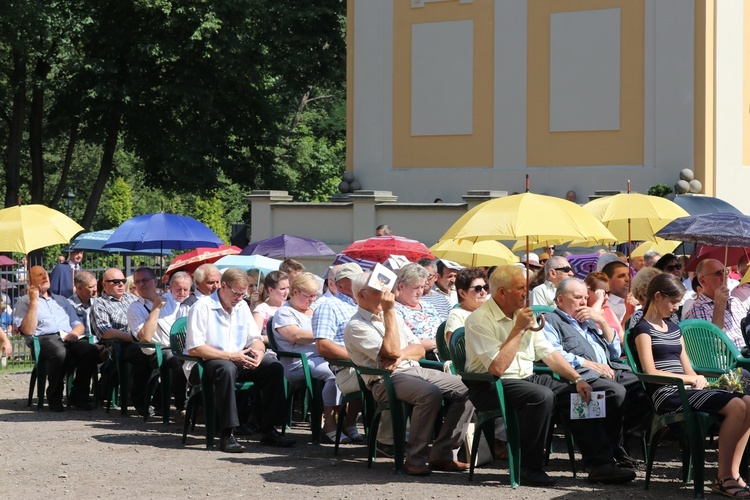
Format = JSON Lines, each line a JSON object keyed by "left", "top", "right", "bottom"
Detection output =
{"left": 169, "top": 317, "right": 188, "bottom": 356}
{"left": 435, "top": 321, "right": 451, "bottom": 362}
{"left": 622, "top": 329, "right": 643, "bottom": 373}
{"left": 679, "top": 318, "right": 739, "bottom": 375}
{"left": 531, "top": 304, "right": 556, "bottom": 315}
{"left": 448, "top": 327, "right": 466, "bottom": 372}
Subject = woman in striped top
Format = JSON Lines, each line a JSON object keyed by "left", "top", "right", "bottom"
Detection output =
{"left": 632, "top": 273, "right": 750, "bottom": 498}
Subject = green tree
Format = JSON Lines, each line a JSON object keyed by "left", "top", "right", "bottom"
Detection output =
{"left": 194, "top": 195, "right": 229, "bottom": 243}
{"left": 103, "top": 177, "right": 133, "bottom": 227}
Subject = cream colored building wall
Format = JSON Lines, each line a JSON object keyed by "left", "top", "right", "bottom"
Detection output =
{"left": 348, "top": 0, "right": 728, "bottom": 206}
{"left": 715, "top": 0, "right": 750, "bottom": 214}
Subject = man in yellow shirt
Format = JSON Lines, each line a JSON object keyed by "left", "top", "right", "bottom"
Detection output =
{"left": 464, "top": 265, "right": 635, "bottom": 487}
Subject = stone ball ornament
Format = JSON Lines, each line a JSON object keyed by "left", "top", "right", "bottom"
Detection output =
{"left": 679, "top": 169, "right": 694, "bottom": 182}
{"left": 688, "top": 179, "right": 702, "bottom": 193}
{"left": 675, "top": 180, "right": 690, "bottom": 195}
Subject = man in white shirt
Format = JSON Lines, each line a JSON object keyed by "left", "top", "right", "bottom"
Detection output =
{"left": 186, "top": 267, "right": 292, "bottom": 452}
{"left": 193, "top": 264, "right": 221, "bottom": 298}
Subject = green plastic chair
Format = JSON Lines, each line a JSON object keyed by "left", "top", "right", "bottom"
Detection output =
{"left": 531, "top": 304, "right": 556, "bottom": 315}
{"left": 326, "top": 358, "right": 373, "bottom": 455}
{"left": 267, "top": 318, "right": 324, "bottom": 444}
{"left": 448, "top": 328, "right": 522, "bottom": 487}
{"left": 170, "top": 317, "right": 254, "bottom": 450}
{"left": 623, "top": 328, "right": 723, "bottom": 499}
{"left": 27, "top": 335, "right": 95, "bottom": 410}
{"left": 679, "top": 319, "right": 747, "bottom": 380}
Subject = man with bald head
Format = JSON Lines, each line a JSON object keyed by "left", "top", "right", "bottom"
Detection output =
{"left": 686, "top": 258, "right": 749, "bottom": 349}
{"left": 193, "top": 264, "right": 221, "bottom": 298}
{"left": 90, "top": 267, "right": 152, "bottom": 415}
{"left": 13, "top": 266, "right": 99, "bottom": 411}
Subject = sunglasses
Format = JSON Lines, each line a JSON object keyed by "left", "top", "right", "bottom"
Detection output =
{"left": 665, "top": 264, "right": 682, "bottom": 272}
{"left": 554, "top": 266, "right": 573, "bottom": 273}
{"left": 105, "top": 279, "right": 127, "bottom": 285}
{"left": 470, "top": 284, "right": 490, "bottom": 293}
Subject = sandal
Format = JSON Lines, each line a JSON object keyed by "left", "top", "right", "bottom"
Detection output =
{"left": 343, "top": 426, "right": 365, "bottom": 444}
{"left": 321, "top": 430, "right": 350, "bottom": 445}
{"left": 713, "top": 477, "right": 750, "bottom": 498}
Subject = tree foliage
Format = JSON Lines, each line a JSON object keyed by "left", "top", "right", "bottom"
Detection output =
{"left": 0, "top": 0, "right": 346, "bottom": 238}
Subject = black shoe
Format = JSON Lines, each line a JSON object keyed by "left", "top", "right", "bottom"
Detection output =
{"left": 135, "top": 405, "right": 155, "bottom": 418}
{"left": 259, "top": 428, "right": 295, "bottom": 448}
{"left": 520, "top": 468, "right": 557, "bottom": 487}
{"left": 614, "top": 451, "right": 644, "bottom": 470}
{"left": 588, "top": 463, "right": 637, "bottom": 484}
{"left": 70, "top": 398, "right": 92, "bottom": 411}
{"left": 219, "top": 434, "right": 246, "bottom": 453}
{"left": 48, "top": 402, "right": 65, "bottom": 413}
{"left": 376, "top": 442, "right": 395, "bottom": 459}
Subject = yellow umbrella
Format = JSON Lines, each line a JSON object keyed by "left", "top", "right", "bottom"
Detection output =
{"left": 581, "top": 193, "right": 689, "bottom": 243}
{"left": 430, "top": 239, "right": 519, "bottom": 267}
{"left": 630, "top": 238, "right": 681, "bottom": 258}
{"left": 440, "top": 193, "right": 617, "bottom": 251}
{"left": 0, "top": 204, "right": 84, "bottom": 254}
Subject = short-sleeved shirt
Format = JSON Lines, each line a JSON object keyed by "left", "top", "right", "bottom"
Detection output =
{"left": 184, "top": 291, "right": 262, "bottom": 377}
{"left": 344, "top": 306, "right": 421, "bottom": 387}
{"left": 13, "top": 293, "right": 81, "bottom": 338}
{"left": 272, "top": 302, "right": 315, "bottom": 354}
{"left": 444, "top": 307, "right": 471, "bottom": 337}
{"left": 530, "top": 281, "right": 556, "bottom": 307}
{"left": 68, "top": 295, "right": 96, "bottom": 338}
{"left": 464, "top": 297, "right": 553, "bottom": 378}
{"left": 394, "top": 301, "right": 442, "bottom": 341}
{"left": 127, "top": 294, "right": 180, "bottom": 351}
{"left": 684, "top": 294, "right": 748, "bottom": 348}
{"left": 89, "top": 292, "right": 138, "bottom": 341}
{"left": 312, "top": 292, "right": 357, "bottom": 346}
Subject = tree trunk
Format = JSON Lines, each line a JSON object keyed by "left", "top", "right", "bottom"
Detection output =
{"left": 4, "top": 50, "right": 26, "bottom": 207}
{"left": 81, "top": 100, "right": 123, "bottom": 230}
{"left": 29, "top": 58, "right": 50, "bottom": 205}
{"left": 50, "top": 121, "right": 80, "bottom": 209}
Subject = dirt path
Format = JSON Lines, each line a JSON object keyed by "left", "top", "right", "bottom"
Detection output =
{"left": 0, "top": 372, "right": 704, "bottom": 499}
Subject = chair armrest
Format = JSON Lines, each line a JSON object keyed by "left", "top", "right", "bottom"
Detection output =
{"left": 418, "top": 358, "right": 444, "bottom": 370}
{"left": 326, "top": 359, "right": 357, "bottom": 370}
{"left": 457, "top": 370, "right": 497, "bottom": 383}
{"left": 634, "top": 372, "right": 696, "bottom": 415}
{"left": 133, "top": 342, "right": 163, "bottom": 366}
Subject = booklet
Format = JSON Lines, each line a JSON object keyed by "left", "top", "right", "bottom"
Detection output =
{"left": 570, "top": 390, "right": 606, "bottom": 419}
{"left": 383, "top": 254, "right": 410, "bottom": 271}
{"left": 367, "top": 263, "right": 397, "bottom": 293}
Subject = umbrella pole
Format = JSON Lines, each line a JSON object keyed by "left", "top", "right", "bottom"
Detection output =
{"left": 628, "top": 218, "right": 632, "bottom": 291}
{"left": 525, "top": 235, "right": 530, "bottom": 307}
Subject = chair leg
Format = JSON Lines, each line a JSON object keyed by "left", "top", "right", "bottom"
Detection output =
{"left": 334, "top": 404, "right": 347, "bottom": 456}
{"left": 367, "top": 410, "right": 383, "bottom": 468}
{"left": 36, "top": 362, "right": 46, "bottom": 411}
{"left": 28, "top": 367, "right": 37, "bottom": 409}
{"left": 391, "top": 403, "right": 407, "bottom": 475}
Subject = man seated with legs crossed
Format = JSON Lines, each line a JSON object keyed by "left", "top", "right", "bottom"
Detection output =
{"left": 344, "top": 272, "right": 473, "bottom": 476}
{"left": 14, "top": 266, "right": 99, "bottom": 411}
{"left": 185, "top": 267, "right": 293, "bottom": 453}
{"left": 464, "top": 265, "right": 636, "bottom": 486}
{"left": 542, "top": 277, "right": 648, "bottom": 469}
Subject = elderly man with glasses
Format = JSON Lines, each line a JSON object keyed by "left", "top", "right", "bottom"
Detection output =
{"left": 90, "top": 267, "right": 153, "bottom": 416}
{"left": 126, "top": 267, "right": 188, "bottom": 421}
{"left": 530, "top": 256, "right": 575, "bottom": 307}
{"left": 187, "top": 267, "right": 292, "bottom": 452}
{"left": 685, "top": 258, "right": 749, "bottom": 349}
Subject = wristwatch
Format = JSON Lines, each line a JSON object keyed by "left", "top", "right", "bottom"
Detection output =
{"left": 573, "top": 376, "right": 583, "bottom": 385}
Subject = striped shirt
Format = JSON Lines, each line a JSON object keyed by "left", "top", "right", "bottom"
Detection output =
{"left": 89, "top": 292, "right": 138, "bottom": 341}
{"left": 684, "top": 294, "right": 748, "bottom": 348}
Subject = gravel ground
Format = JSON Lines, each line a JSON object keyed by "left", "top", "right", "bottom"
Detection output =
{"left": 0, "top": 371, "right": 711, "bottom": 499}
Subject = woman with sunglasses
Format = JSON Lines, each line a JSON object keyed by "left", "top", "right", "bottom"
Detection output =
{"left": 445, "top": 268, "right": 488, "bottom": 344}
{"left": 394, "top": 263, "right": 444, "bottom": 361}
{"left": 271, "top": 272, "right": 339, "bottom": 442}
{"left": 584, "top": 272, "right": 624, "bottom": 346}
{"left": 632, "top": 273, "right": 750, "bottom": 498}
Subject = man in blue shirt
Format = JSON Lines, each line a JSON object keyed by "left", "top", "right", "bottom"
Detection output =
{"left": 542, "top": 277, "right": 647, "bottom": 469}
{"left": 13, "top": 266, "right": 99, "bottom": 411}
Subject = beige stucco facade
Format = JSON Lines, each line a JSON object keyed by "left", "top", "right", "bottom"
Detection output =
{"left": 345, "top": 0, "right": 750, "bottom": 213}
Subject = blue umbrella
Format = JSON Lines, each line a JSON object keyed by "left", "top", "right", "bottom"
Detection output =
{"left": 240, "top": 234, "right": 334, "bottom": 259}
{"left": 66, "top": 229, "right": 167, "bottom": 255}
{"left": 103, "top": 213, "right": 224, "bottom": 252}
{"left": 214, "top": 254, "right": 281, "bottom": 276}
{"left": 655, "top": 213, "right": 750, "bottom": 248}
{"left": 672, "top": 195, "right": 743, "bottom": 216}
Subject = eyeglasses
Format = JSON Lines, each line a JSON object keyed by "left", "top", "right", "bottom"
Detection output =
{"left": 700, "top": 269, "right": 728, "bottom": 279}
{"left": 299, "top": 289, "right": 319, "bottom": 300}
{"left": 427, "top": 274, "right": 437, "bottom": 280}
{"left": 105, "top": 279, "right": 127, "bottom": 285}
{"left": 553, "top": 266, "right": 573, "bottom": 273}
{"left": 226, "top": 285, "right": 249, "bottom": 299}
{"left": 665, "top": 264, "right": 682, "bottom": 272}
{"left": 133, "top": 278, "right": 154, "bottom": 286}
{"left": 470, "top": 284, "right": 490, "bottom": 293}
